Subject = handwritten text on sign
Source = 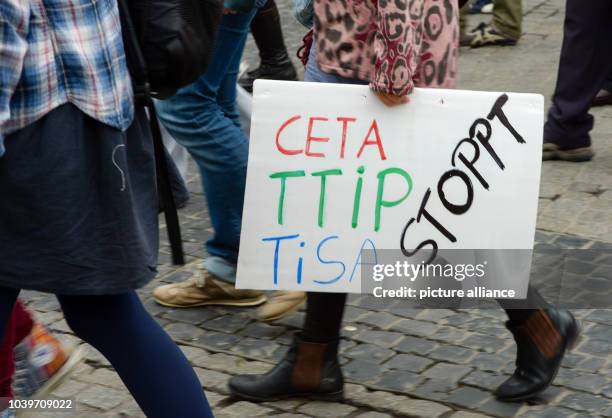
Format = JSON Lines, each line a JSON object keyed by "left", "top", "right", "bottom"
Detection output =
{"left": 237, "top": 81, "right": 544, "bottom": 293}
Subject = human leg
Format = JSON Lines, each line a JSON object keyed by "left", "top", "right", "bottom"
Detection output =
{"left": 238, "top": 0, "right": 298, "bottom": 93}
{"left": 155, "top": 11, "right": 255, "bottom": 271}
{"left": 492, "top": 0, "right": 522, "bottom": 40}
{"left": 543, "top": 0, "right": 612, "bottom": 159}
{"left": 58, "top": 292, "right": 212, "bottom": 418}
{"left": 0, "top": 287, "right": 20, "bottom": 409}
{"left": 495, "top": 287, "right": 580, "bottom": 401}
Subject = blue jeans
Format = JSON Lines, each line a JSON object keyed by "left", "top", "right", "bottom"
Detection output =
{"left": 155, "top": 11, "right": 257, "bottom": 283}
{"left": 304, "top": 40, "right": 366, "bottom": 85}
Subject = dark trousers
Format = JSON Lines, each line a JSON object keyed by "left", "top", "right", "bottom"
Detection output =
{"left": 303, "top": 288, "right": 549, "bottom": 343}
{"left": 544, "top": 0, "right": 612, "bottom": 149}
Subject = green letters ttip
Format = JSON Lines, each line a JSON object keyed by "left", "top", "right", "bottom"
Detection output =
{"left": 312, "top": 169, "right": 343, "bottom": 227}
{"left": 270, "top": 170, "right": 306, "bottom": 225}
{"left": 352, "top": 166, "right": 365, "bottom": 228}
{"left": 375, "top": 168, "right": 413, "bottom": 232}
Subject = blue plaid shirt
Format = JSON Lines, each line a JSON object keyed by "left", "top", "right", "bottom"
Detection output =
{"left": 0, "top": 0, "right": 134, "bottom": 157}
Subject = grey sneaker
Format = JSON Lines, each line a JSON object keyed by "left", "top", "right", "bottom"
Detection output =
{"left": 469, "top": 22, "right": 518, "bottom": 48}
{"left": 542, "top": 143, "right": 594, "bottom": 162}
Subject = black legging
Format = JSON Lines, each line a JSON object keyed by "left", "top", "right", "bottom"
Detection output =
{"left": 302, "top": 287, "right": 549, "bottom": 343}
{"left": 0, "top": 287, "right": 212, "bottom": 418}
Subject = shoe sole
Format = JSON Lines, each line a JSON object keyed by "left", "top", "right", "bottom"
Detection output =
{"left": 229, "top": 388, "right": 344, "bottom": 403}
{"left": 543, "top": 149, "right": 593, "bottom": 162}
{"left": 153, "top": 295, "right": 268, "bottom": 309}
{"left": 471, "top": 39, "right": 517, "bottom": 48}
{"left": 257, "top": 299, "right": 306, "bottom": 323}
{"left": 496, "top": 318, "right": 582, "bottom": 402}
{"left": 31, "top": 345, "right": 85, "bottom": 399}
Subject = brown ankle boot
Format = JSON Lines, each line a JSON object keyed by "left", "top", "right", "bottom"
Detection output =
{"left": 228, "top": 335, "right": 343, "bottom": 402}
{"left": 495, "top": 309, "right": 580, "bottom": 402}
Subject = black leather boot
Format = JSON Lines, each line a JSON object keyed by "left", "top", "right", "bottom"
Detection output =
{"left": 228, "top": 336, "right": 344, "bottom": 401}
{"left": 495, "top": 309, "right": 580, "bottom": 402}
{"left": 239, "top": 0, "right": 297, "bottom": 93}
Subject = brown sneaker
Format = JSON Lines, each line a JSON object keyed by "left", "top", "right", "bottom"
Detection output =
{"left": 256, "top": 291, "right": 306, "bottom": 322}
{"left": 542, "top": 142, "right": 594, "bottom": 162}
{"left": 153, "top": 269, "right": 267, "bottom": 308}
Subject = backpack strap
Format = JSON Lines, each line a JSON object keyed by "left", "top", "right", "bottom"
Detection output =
{"left": 119, "top": 0, "right": 185, "bottom": 265}
{"left": 147, "top": 101, "right": 185, "bottom": 265}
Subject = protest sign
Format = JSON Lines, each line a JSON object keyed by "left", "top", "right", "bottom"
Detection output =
{"left": 236, "top": 80, "right": 543, "bottom": 295}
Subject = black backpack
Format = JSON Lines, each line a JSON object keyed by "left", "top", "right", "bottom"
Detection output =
{"left": 118, "top": 0, "right": 223, "bottom": 265}
{"left": 119, "top": 0, "right": 223, "bottom": 99}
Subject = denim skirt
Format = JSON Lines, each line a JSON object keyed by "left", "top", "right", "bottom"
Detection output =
{"left": 0, "top": 104, "right": 159, "bottom": 294}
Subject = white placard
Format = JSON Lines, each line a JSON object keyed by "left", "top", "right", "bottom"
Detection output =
{"left": 236, "top": 80, "right": 543, "bottom": 293}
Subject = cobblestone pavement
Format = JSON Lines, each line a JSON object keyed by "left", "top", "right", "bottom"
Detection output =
{"left": 18, "top": 0, "right": 612, "bottom": 417}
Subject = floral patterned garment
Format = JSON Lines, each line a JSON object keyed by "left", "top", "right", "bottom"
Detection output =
{"left": 313, "top": 0, "right": 459, "bottom": 95}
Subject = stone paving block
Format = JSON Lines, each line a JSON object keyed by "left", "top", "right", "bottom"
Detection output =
{"left": 460, "top": 370, "right": 506, "bottom": 391}
{"left": 76, "top": 368, "right": 126, "bottom": 390}
{"left": 230, "top": 337, "right": 280, "bottom": 359}
{"left": 51, "top": 379, "right": 90, "bottom": 399}
{"left": 164, "top": 322, "right": 205, "bottom": 342}
{"left": 395, "top": 336, "right": 438, "bottom": 355}
{"left": 76, "top": 386, "right": 128, "bottom": 411}
{"left": 427, "top": 345, "right": 475, "bottom": 365}
{"left": 448, "top": 412, "right": 491, "bottom": 418}
{"left": 470, "top": 352, "right": 514, "bottom": 373}
{"left": 555, "top": 369, "right": 609, "bottom": 393}
{"left": 202, "top": 315, "right": 250, "bottom": 334}
{"left": 518, "top": 406, "right": 579, "bottom": 418}
{"left": 476, "top": 398, "right": 524, "bottom": 418}
{"left": 352, "top": 330, "right": 404, "bottom": 348}
{"left": 390, "top": 399, "right": 452, "bottom": 418}
{"left": 205, "top": 391, "right": 228, "bottom": 408}
{"left": 390, "top": 319, "right": 439, "bottom": 338}
{"left": 412, "top": 378, "right": 458, "bottom": 402}
{"left": 343, "top": 359, "right": 386, "bottom": 383}
{"left": 297, "top": 401, "right": 357, "bottom": 417}
{"left": 574, "top": 356, "right": 608, "bottom": 374}
{"left": 429, "top": 327, "right": 473, "bottom": 345}
{"left": 414, "top": 309, "right": 455, "bottom": 323}
{"left": 192, "top": 330, "right": 241, "bottom": 350}
{"left": 345, "top": 343, "right": 396, "bottom": 364}
{"left": 383, "top": 353, "right": 434, "bottom": 373}
{"left": 349, "top": 390, "right": 403, "bottom": 411}
{"left": 239, "top": 322, "right": 287, "bottom": 339}
{"left": 163, "top": 307, "right": 219, "bottom": 325}
{"left": 220, "top": 401, "right": 275, "bottom": 417}
{"left": 461, "top": 333, "right": 510, "bottom": 354}
{"left": 262, "top": 399, "right": 307, "bottom": 412}
{"left": 358, "top": 311, "right": 404, "bottom": 330}
{"left": 372, "top": 370, "right": 425, "bottom": 394}
{"left": 190, "top": 352, "right": 244, "bottom": 373}
{"left": 355, "top": 412, "right": 394, "bottom": 418}
{"left": 194, "top": 368, "right": 232, "bottom": 395}
{"left": 445, "top": 387, "right": 491, "bottom": 409}
{"left": 601, "top": 382, "right": 612, "bottom": 399}
{"left": 179, "top": 344, "right": 209, "bottom": 362}
{"left": 575, "top": 338, "right": 610, "bottom": 358}
{"left": 557, "top": 391, "right": 611, "bottom": 413}
{"left": 270, "top": 414, "right": 312, "bottom": 418}
{"left": 422, "top": 363, "right": 472, "bottom": 382}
